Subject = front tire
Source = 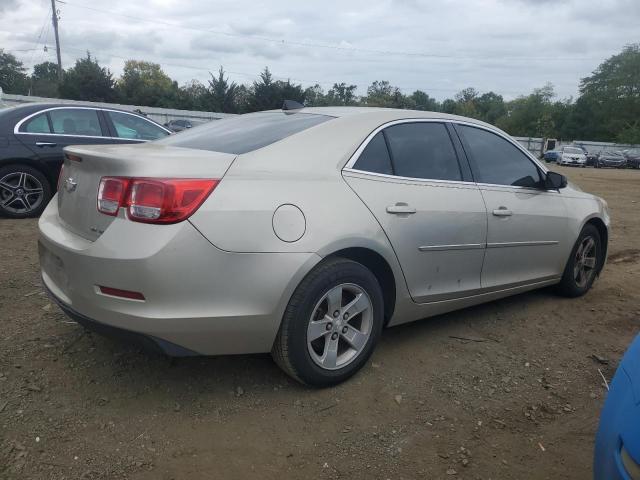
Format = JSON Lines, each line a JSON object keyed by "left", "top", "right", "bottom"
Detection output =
{"left": 272, "top": 257, "right": 384, "bottom": 386}
{"left": 0, "top": 164, "right": 51, "bottom": 218}
{"left": 555, "top": 224, "right": 602, "bottom": 297}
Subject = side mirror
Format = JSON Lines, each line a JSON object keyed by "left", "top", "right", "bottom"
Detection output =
{"left": 545, "top": 171, "right": 567, "bottom": 190}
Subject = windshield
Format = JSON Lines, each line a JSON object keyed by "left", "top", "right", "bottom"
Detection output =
{"left": 564, "top": 147, "right": 582, "bottom": 154}
{"left": 156, "top": 112, "right": 333, "bottom": 154}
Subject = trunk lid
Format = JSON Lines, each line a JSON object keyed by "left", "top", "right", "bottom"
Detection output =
{"left": 57, "top": 143, "right": 236, "bottom": 241}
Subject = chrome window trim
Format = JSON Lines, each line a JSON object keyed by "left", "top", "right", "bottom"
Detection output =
{"left": 342, "top": 167, "right": 476, "bottom": 188}
{"left": 13, "top": 106, "right": 172, "bottom": 138}
{"left": 343, "top": 117, "right": 552, "bottom": 190}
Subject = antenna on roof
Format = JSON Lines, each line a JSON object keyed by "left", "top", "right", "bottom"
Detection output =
{"left": 282, "top": 100, "right": 304, "bottom": 111}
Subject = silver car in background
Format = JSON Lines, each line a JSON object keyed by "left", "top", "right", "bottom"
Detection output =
{"left": 39, "top": 107, "right": 610, "bottom": 386}
{"left": 558, "top": 146, "right": 588, "bottom": 167}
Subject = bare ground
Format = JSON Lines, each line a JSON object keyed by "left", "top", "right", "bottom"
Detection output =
{"left": 0, "top": 165, "right": 638, "bottom": 480}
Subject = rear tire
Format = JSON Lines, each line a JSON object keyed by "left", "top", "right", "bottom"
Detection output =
{"left": 555, "top": 224, "right": 602, "bottom": 298}
{"left": 272, "top": 257, "right": 384, "bottom": 387}
{"left": 0, "top": 164, "right": 51, "bottom": 218}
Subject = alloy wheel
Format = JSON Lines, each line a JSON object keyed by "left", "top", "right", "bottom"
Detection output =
{"left": 574, "top": 236, "right": 597, "bottom": 288}
{"left": 307, "top": 283, "right": 373, "bottom": 370}
{"left": 0, "top": 171, "right": 44, "bottom": 215}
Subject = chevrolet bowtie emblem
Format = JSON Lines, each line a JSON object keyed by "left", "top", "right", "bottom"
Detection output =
{"left": 64, "top": 177, "right": 78, "bottom": 193}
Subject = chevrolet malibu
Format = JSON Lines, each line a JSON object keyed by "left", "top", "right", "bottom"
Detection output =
{"left": 39, "top": 107, "right": 610, "bottom": 386}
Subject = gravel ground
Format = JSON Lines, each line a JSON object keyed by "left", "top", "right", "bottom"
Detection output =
{"left": 0, "top": 165, "right": 638, "bottom": 480}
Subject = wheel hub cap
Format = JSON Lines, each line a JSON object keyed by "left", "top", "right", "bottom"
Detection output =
{"left": 306, "top": 283, "right": 373, "bottom": 371}
{"left": 0, "top": 171, "right": 44, "bottom": 215}
{"left": 574, "top": 236, "right": 597, "bottom": 288}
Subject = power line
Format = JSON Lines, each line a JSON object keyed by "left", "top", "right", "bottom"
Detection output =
{"left": 55, "top": 0, "right": 603, "bottom": 62}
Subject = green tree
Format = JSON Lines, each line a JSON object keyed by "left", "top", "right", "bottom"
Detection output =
{"left": 247, "top": 67, "right": 278, "bottom": 111}
{"left": 577, "top": 43, "right": 640, "bottom": 142}
{"left": 117, "top": 60, "right": 175, "bottom": 107}
{"left": 364, "top": 80, "right": 408, "bottom": 108}
{"left": 453, "top": 87, "right": 479, "bottom": 117}
{"left": 327, "top": 83, "right": 358, "bottom": 105}
{"left": 475, "top": 92, "right": 506, "bottom": 124}
{"left": 175, "top": 80, "right": 208, "bottom": 111}
{"left": 31, "top": 61, "right": 59, "bottom": 97}
{"left": 0, "top": 49, "right": 29, "bottom": 94}
{"left": 247, "top": 67, "right": 305, "bottom": 112}
{"left": 496, "top": 84, "right": 556, "bottom": 137}
{"left": 59, "top": 52, "right": 116, "bottom": 102}
{"left": 303, "top": 84, "right": 328, "bottom": 106}
{"left": 408, "top": 90, "right": 438, "bottom": 111}
{"left": 206, "top": 67, "right": 238, "bottom": 113}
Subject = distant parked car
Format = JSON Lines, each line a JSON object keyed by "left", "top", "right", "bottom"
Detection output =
{"left": 164, "top": 119, "right": 206, "bottom": 132}
{"left": 586, "top": 150, "right": 601, "bottom": 167}
{"left": 594, "top": 334, "right": 640, "bottom": 480}
{"left": 595, "top": 150, "right": 627, "bottom": 169}
{"left": 557, "top": 146, "right": 587, "bottom": 167}
{"left": 543, "top": 149, "right": 561, "bottom": 163}
{"left": 0, "top": 103, "right": 171, "bottom": 218}
{"left": 623, "top": 148, "right": 640, "bottom": 169}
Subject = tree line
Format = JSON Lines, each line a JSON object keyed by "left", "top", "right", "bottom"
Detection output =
{"left": 1, "top": 44, "right": 639, "bottom": 143}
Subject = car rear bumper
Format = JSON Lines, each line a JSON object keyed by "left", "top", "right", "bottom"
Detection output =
{"left": 38, "top": 199, "right": 321, "bottom": 356}
{"left": 45, "top": 283, "right": 199, "bottom": 356}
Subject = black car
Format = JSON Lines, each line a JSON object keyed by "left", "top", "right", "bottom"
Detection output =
{"left": 623, "top": 148, "right": 640, "bottom": 169}
{"left": 595, "top": 150, "right": 627, "bottom": 169}
{"left": 0, "top": 103, "right": 171, "bottom": 218}
{"left": 164, "top": 119, "right": 206, "bottom": 132}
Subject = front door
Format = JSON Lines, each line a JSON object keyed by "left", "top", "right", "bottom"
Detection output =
{"left": 343, "top": 121, "right": 487, "bottom": 303}
{"left": 454, "top": 123, "right": 569, "bottom": 289}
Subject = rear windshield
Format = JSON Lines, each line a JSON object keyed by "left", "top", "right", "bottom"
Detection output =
{"left": 156, "top": 112, "right": 333, "bottom": 154}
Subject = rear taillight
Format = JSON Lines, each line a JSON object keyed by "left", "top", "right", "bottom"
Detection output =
{"left": 97, "top": 177, "right": 218, "bottom": 224}
{"left": 97, "top": 177, "right": 130, "bottom": 216}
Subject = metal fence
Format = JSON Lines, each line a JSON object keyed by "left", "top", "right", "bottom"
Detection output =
{"left": 0, "top": 92, "right": 236, "bottom": 125}
{"left": 514, "top": 137, "right": 545, "bottom": 157}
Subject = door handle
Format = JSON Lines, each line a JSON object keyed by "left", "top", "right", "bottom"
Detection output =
{"left": 35, "top": 142, "right": 57, "bottom": 147}
{"left": 492, "top": 207, "right": 512, "bottom": 217}
{"left": 386, "top": 203, "right": 416, "bottom": 215}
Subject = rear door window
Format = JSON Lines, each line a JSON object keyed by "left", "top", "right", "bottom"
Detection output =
{"left": 21, "top": 113, "right": 51, "bottom": 133}
{"left": 157, "top": 112, "right": 333, "bottom": 154}
{"left": 353, "top": 132, "right": 393, "bottom": 175}
{"left": 383, "top": 122, "right": 462, "bottom": 181}
{"left": 49, "top": 108, "right": 104, "bottom": 136}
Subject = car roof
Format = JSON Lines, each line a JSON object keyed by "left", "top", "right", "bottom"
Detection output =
{"left": 264, "top": 106, "right": 494, "bottom": 128}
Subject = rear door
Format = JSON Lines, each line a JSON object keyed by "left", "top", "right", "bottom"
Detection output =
{"left": 15, "top": 107, "right": 110, "bottom": 177}
{"left": 454, "top": 123, "right": 569, "bottom": 289}
{"left": 343, "top": 121, "right": 488, "bottom": 303}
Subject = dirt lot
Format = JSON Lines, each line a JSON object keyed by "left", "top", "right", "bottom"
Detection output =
{"left": 0, "top": 165, "right": 638, "bottom": 480}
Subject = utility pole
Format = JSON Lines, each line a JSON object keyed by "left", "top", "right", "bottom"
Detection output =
{"left": 50, "top": 0, "right": 62, "bottom": 82}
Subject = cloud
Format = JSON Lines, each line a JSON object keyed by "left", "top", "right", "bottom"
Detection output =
{"left": 1, "top": 0, "right": 637, "bottom": 100}
{"left": 0, "top": 0, "right": 19, "bottom": 12}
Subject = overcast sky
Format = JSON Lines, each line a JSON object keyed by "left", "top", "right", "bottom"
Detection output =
{"left": 2, "top": 0, "right": 638, "bottom": 100}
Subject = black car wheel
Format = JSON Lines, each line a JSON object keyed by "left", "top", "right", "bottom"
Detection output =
{"left": 0, "top": 165, "right": 52, "bottom": 218}
{"left": 555, "top": 224, "right": 602, "bottom": 298}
